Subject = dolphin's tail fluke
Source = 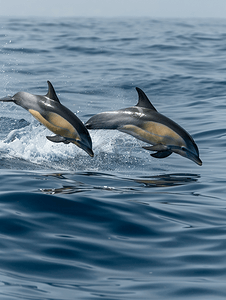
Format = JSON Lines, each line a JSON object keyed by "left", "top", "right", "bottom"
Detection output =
{"left": 0, "top": 96, "right": 14, "bottom": 102}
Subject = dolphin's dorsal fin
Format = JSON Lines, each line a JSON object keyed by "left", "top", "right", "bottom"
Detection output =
{"left": 46, "top": 81, "right": 60, "bottom": 102}
{"left": 135, "top": 87, "right": 157, "bottom": 111}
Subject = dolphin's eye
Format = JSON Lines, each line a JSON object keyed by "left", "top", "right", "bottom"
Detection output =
{"left": 181, "top": 146, "right": 186, "bottom": 151}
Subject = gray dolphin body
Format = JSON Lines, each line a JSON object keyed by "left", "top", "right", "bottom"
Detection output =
{"left": 86, "top": 88, "right": 202, "bottom": 165}
{"left": 0, "top": 81, "right": 94, "bottom": 157}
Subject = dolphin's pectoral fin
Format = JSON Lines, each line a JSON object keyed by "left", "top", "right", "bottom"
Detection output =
{"left": 47, "top": 135, "right": 94, "bottom": 157}
{"left": 142, "top": 144, "right": 172, "bottom": 159}
{"left": 46, "top": 135, "right": 70, "bottom": 144}
{"left": 151, "top": 150, "right": 172, "bottom": 159}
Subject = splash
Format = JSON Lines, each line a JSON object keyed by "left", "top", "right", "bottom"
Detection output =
{"left": 0, "top": 119, "right": 149, "bottom": 172}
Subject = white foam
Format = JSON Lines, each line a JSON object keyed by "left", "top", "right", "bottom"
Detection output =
{"left": 0, "top": 122, "right": 77, "bottom": 163}
{"left": 0, "top": 121, "right": 138, "bottom": 159}
{"left": 0, "top": 121, "right": 157, "bottom": 173}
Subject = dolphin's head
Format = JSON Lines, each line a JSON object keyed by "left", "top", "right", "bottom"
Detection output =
{"left": 76, "top": 140, "right": 94, "bottom": 157}
{"left": 170, "top": 140, "right": 202, "bottom": 166}
{"left": 72, "top": 135, "right": 94, "bottom": 157}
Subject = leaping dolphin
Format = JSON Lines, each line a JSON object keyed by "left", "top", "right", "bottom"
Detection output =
{"left": 0, "top": 81, "right": 94, "bottom": 157}
{"left": 86, "top": 87, "right": 202, "bottom": 165}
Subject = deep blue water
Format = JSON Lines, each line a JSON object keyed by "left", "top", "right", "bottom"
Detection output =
{"left": 0, "top": 17, "right": 226, "bottom": 299}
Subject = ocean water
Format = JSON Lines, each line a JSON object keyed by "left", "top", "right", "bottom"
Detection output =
{"left": 0, "top": 17, "right": 226, "bottom": 299}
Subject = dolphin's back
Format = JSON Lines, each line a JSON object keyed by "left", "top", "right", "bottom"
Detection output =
{"left": 86, "top": 106, "right": 155, "bottom": 129}
{"left": 86, "top": 107, "right": 181, "bottom": 132}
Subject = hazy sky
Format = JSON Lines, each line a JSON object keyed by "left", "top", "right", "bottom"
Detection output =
{"left": 0, "top": 0, "right": 226, "bottom": 18}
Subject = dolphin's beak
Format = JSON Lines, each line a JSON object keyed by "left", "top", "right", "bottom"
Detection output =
{"left": 185, "top": 149, "right": 202, "bottom": 166}
{"left": 165, "top": 145, "right": 202, "bottom": 166}
{"left": 84, "top": 146, "right": 94, "bottom": 157}
{"left": 0, "top": 96, "right": 14, "bottom": 102}
{"left": 75, "top": 140, "right": 94, "bottom": 157}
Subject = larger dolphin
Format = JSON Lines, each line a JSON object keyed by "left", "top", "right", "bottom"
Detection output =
{"left": 0, "top": 81, "right": 94, "bottom": 157}
{"left": 86, "top": 87, "right": 202, "bottom": 165}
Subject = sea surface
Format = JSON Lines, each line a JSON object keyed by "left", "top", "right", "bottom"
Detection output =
{"left": 0, "top": 17, "right": 226, "bottom": 299}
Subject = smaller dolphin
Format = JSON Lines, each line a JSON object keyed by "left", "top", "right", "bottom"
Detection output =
{"left": 0, "top": 81, "right": 94, "bottom": 157}
{"left": 86, "top": 88, "right": 202, "bottom": 165}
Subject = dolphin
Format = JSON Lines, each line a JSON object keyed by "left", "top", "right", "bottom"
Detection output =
{"left": 0, "top": 81, "right": 94, "bottom": 157}
{"left": 86, "top": 87, "right": 202, "bottom": 165}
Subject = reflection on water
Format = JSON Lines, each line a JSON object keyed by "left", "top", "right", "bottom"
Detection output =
{"left": 40, "top": 172, "right": 200, "bottom": 194}
{"left": 134, "top": 173, "right": 200, "bottom": 187}
{"left": 41, "top": 186, "right": 84, "bottom": 195}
